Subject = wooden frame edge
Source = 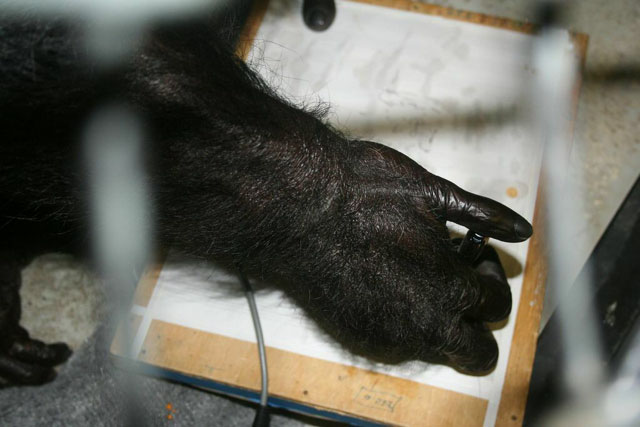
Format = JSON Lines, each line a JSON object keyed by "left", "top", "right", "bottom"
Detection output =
{"left": 496, "top": 32, "right": 589, "bottom": 427}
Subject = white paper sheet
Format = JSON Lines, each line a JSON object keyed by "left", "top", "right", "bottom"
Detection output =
{"left": 131, "top": 2, "right": 575, "bottom": 425}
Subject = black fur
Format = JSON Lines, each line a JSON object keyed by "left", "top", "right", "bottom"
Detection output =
{"left": 0, "top": 10, "right": 531, "bottom": 385}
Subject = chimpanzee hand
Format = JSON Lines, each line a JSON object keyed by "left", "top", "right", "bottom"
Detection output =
{"left": 0, "top": 328, "right": 71, "bottom": 387}
{"left": 0, "top": 16, "right": 532, "bottom": 385}
{"left": 270, "top": 139, "right": 532, "bottom": 373}
{"left": 144, "top": 36, "right": 533, "bottom": 372}
{"left": 0, "top": 254, "right": 72, "bottom": 387}
{"left": 161, "top": 127, "right": 532, "bottom": 373}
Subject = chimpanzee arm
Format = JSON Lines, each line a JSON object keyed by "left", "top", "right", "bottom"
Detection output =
{"left": 0, "top": 17, "right": 532, "bottom": 378}
{"left": 132, "top": 22, "right": 532, "bottom": 372}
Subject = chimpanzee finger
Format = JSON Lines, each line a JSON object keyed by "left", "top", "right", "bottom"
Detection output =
{"left": 426, "top": 174, "right": 532, "bottom": 242}
{"left": 443, "top": 321, "right": 499, "bottom": 374}
{"left": 464, "top": 246, "right": 512, "bottom": 322}
{"left": 8, "top": 338, "right": 72, "bottom": 367}
{"left": 0, "top": 353, "right": 56, "bottom": 385}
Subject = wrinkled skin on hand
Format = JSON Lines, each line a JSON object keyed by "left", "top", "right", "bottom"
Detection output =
{"left": 209, "top": 135, "right": 530, "bottom": 372}
{"left": 0, "top": 14, "right": 531, "bottom": 385}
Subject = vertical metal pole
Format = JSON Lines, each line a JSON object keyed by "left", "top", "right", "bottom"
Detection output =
{"left": 530, "top": 0, "right": 603, "bottom": 419}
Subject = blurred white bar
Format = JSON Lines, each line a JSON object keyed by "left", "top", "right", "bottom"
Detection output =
{"left": 84, "top": 104, "right": 152, "bottom": 293}
{"left": 0, "top": 0, "right": 214, "bottom": 22}
{"left": 603, "top": 326, "right": 640, "bottom": 425}
{"left": 530, "top": 6, "right": 603, "bottom": 399}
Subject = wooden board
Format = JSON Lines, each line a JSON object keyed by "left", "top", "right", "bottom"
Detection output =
{"left": 138, "top": 319, "right": 488, "bottom": 426}
{"left": 112, "top": 1, "right": 588, "bottom": 425}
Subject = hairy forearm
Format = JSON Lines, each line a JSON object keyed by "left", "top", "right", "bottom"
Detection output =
{"left": 1, "top": 16, "right": 525, "bottom": 376}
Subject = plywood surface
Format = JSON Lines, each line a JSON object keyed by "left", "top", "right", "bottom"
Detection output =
{"left": 138, "top": 320, "right": 488, "bottom": 426}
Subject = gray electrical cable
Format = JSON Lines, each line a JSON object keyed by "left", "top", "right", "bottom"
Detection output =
{"left": 240, "top": 273, "right": 269, "bottom": 408}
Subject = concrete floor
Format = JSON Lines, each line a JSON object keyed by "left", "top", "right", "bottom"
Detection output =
{"left": 2, "top": 0, "right": 638, "bottom": 425}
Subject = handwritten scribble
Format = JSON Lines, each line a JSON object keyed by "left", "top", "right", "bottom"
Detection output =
{"left": 354, "top": 386, "right": 402, "bottom": 413}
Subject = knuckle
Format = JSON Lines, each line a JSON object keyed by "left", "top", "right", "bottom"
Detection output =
{"left": 440, "top": 322, "right": 499, "bottom": 373}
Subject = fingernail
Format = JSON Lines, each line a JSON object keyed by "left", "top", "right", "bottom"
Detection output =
{"left": 514, "top": 220, "right": 533, "bottom": 240}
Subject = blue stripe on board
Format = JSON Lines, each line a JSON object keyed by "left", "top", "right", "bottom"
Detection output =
{"left": 130, "top": 360, "right": 387, "bottom": 426}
